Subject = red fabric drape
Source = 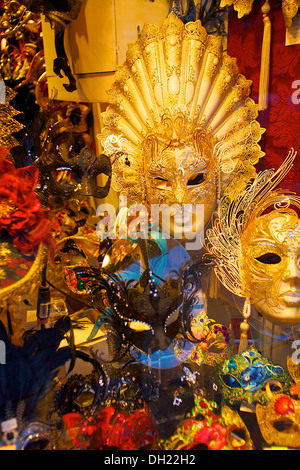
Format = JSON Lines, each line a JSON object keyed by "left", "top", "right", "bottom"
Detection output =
{"left": 227, "top": 0, "right": 300, "bottom": 196}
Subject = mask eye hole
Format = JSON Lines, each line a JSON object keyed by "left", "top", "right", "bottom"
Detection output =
{"left": 128, "top": 321, "right": 151, "bottom": 332}
{"left": 187, "top": 173, "right": 204, "bottom": 186}
{"left": 221, "top": 374, "right": 241, "bottom": 388}
{"left": 255, "top": 253, "right": 282, "bottom": 264}
{"left": 153, "top": 176, "right": 171, "bottom": 189}
{"left": 230, "top": 428, "right": 246, "bottom": 448}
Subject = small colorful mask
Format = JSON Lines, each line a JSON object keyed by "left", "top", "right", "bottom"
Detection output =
{"left": 214, "top": 346, "right": 292, "bottom": 406}
{"left": 256, "top": 355, "right": 300, "bottom": 448}
{"left": 161, "top": 395, "right": 253, "bottom": 450}
{"left": 63, "top": 404, "right": 160, "bottom": 450}
{"left": 99, "top": 13, "right": 264, "bottom": 239}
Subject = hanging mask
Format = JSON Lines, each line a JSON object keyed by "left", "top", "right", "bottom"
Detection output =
{"left": 214, "top": 346, "right": 292, "bottom": 407}
{"left": 99, "top": 13, "right": 264, "bottom": 240}
{"left": 240, "top": 209, "right": 300, "bottom": 326}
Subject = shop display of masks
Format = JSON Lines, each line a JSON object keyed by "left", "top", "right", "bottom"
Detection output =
{"left": 0, "top": 1, "right": 299, "bottom": 451}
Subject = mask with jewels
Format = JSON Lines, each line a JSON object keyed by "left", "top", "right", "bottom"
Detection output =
{"left": 99, "top": 13, "right": 264, "bottom": 240}
{"left": 214, "top": 346, "right": 292, "bottom": 407}
{"left": 73, "top": 235, "right": 214, "bottom": 368}
{"left": 35, "top": 126, "right": 111, "bottom": 209}
{"left": 50, "top": 350, "right": 107, "bottom": 419}
{"left": 175, "top": 312, "right": 232, "bottom": 367}
{"left": 161, "top": 395, "right": 253, "bottom": 450}
{"left": 256, "top": 355, "right": 300, "bottom": 448}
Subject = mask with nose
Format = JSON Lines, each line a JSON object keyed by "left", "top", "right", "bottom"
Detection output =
{"left": 206, "top": 149, "right": 300, "bottom": 327}
{"left": 99, "top": 13, "right": 264, "bottom": 242}
{"left": 240, "top": 209, "right": 300, "bottom": 326}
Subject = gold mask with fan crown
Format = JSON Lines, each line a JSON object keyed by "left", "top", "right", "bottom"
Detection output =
{"left": 99, "top": 13, "right": 264, "bottom": 239}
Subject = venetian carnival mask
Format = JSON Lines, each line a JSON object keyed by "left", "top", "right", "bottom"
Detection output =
{"left": 256, "top": 355, "right": 300, "bottom": 448}
{"left": 36, "top": 132, "right": 111, "bottom": 208}
{"left": 206, "top": 149, "right": 300, "bottom": 328}
{"left": 73, "top": 235, "right": 214, "bottom": 368}
{"left": 214, "top": 346, "right": 292, "bottom": 407}
{"left": 0, "top": 316, "right": 73, "bottom": 450}
{"left": 240, "top": 209, "right": 300, "bottom": 326}
{"left": 99, "top": 13, "right": 264, "bottom": 240}
{"left": 161, "top": 395, "right": 253, "bottom": 450}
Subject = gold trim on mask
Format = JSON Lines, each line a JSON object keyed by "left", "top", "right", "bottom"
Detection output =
{"left": 99, "top": 13, "right": 264, "bottom": 217}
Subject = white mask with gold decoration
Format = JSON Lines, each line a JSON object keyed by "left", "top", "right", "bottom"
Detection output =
{"left": 98, "top": 13, "right": 265, "bottom": 240}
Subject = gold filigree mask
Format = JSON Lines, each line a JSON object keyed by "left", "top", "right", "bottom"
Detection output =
{"left": 206, "top": 149, "right": 300, "bottom": 327}
{"left": 240, "top": 209, "right": 300, "bottom": 325}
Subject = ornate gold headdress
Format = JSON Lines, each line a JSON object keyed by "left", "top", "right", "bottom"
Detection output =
{"left": 98, "top": 13, "right": 264, "bottom": 208}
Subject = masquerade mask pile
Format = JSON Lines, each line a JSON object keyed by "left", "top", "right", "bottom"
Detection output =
{"left": 99, "top": 13, "right": 264, "bottom": 239}
{"left": 206, "top": 149, "right": 300, "bottom": 339}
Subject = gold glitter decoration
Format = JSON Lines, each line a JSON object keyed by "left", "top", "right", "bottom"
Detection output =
{"left": 0, "top": 198, "right": 17, "bottom": 219}
{"left": 256, "top": 356, "right": 300, "bottom": 448}
{"left": 0, "top": 87, "right": 24, "bottom": 149}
